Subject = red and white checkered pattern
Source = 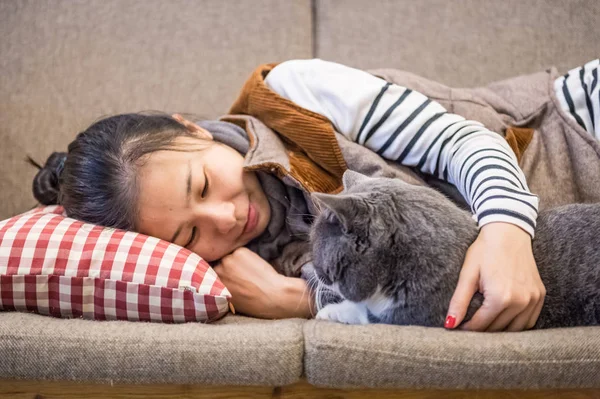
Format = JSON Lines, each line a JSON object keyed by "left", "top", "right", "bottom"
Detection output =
{"left": 0, "top": 205, "right": 231, "bottom": 323}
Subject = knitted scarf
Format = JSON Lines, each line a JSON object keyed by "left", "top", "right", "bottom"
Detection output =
{"left": 197, "top": 120, "right": 311, "bottom": 263}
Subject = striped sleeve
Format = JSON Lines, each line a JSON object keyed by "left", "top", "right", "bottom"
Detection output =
{"left": 264, "top": 59, "right": 539, "bottom": 237}
{"left": 553, "top": 58, "right": 600, "bottom": 140}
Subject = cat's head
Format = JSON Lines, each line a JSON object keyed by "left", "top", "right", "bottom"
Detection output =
{"left": 309, "top": 170, "right": 474, "bottom": 303}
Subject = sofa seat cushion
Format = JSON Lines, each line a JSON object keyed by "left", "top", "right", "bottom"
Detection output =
{"left": 304, "top": 320, "right": 600, "bottom": 389}
{"left": 0, "top": 312, "right": 305, "bottom": 386}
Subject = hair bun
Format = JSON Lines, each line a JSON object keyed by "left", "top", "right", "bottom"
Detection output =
{"left": 32, "top": 152, "right": 68, "bottom": 205}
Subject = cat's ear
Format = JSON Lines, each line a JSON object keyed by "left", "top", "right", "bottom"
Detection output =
{"left": 312, "top": 192, "right": 353, "bottom": 231}
{"left": 342, "top": 170, "right": 371, "bottom": 191}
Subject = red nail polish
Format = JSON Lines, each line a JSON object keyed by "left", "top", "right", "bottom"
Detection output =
{"left": 445, "top": 315, "right": 456, "bottom": 329}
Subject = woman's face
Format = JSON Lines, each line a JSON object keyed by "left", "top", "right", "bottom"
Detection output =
{"left": 135, "top": 126, "right": 271, "bottom": 262}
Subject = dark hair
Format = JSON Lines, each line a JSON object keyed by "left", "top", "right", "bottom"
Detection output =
{"left": 29, "top": 111, "right": 210, "bottom": 231}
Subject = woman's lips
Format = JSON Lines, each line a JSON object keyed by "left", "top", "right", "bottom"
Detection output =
{"left": 243, "top": 201, "right": 259, "bottom": 234}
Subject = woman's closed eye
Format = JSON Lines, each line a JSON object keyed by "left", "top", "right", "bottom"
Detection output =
{"left": 185, "top": 171, "right": 208, "bottom": 249}
{"left": 185, "top": 226, "right": 197, "bottom": 249}
{"left": 201, "top": 170, "right": 209, "bottom": 198}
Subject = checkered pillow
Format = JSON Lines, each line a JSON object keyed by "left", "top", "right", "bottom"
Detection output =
{"left": 0, "top": 205, "right": 231, "bottom": 323}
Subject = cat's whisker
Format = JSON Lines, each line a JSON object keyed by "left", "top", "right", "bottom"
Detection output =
{"left": 293, "top": 282, "right": 310, "bottom": 316}
{"left": 305, "top": 273, "right": 321, "bottom": 292}
{"left": 289, "top": 212, "right": 315, "bottom": 217}
{"left": 297, "top": 271, "right": 328, "bottom": 318}
{"left": 301, "top": 270, "right": 339, "bottom": 313}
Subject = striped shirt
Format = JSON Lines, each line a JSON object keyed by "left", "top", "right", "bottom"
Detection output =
{"left": 554, "top": 58, "right": 600, "bottom": 141}
{"left": 265, "top": 59, "right": 539, "bottom": 237}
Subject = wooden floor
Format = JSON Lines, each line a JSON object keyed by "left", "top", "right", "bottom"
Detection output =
{"left": 1, "top": 379, "right": 600, "bottom": 399}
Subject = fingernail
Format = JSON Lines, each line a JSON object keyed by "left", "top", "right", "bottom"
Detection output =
{"left": 445, "top": 315, "right": 456, "bottom": 329}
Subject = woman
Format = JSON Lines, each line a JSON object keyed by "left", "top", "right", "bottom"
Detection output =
{"left": 31, "top": 58, "right": 600, "bottom": 332}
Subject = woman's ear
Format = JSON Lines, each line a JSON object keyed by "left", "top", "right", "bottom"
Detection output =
{"left": 172, "top": 113, "right": 213, "bottom": 140}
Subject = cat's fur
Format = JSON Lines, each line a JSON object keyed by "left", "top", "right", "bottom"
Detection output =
{"left": 310, "top": 170, "right": 600, "bottom": 329}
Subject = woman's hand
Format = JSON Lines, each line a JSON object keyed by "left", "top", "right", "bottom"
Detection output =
{"left": 212, "top": 247, "right": 314, "bottom": 319}
{"left": 445, "top": 222, "right": 546, "bottom": 332}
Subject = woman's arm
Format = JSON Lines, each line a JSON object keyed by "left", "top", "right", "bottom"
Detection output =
{"left": 280, "top": 276, "right": 317, "bottom": 319}
{"left": 264, "top": 58, "right": 539, "bottom": 237}
{"left": 212, "top": 247, "right": 316, "bottom": 319}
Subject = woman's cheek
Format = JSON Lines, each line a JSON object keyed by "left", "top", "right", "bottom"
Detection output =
{"left": 202, "top": 243, "right": 233, "bottom": 263}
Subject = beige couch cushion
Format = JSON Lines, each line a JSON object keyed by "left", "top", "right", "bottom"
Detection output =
{"left": 0, "top": 312, "right": 305, "bottom": 385}
{"left": 315, "top": 0, "right": 600, "bottom": 87}
{"left": 304, "top": 320, "right": 600, "bottom": 389}
{"left": 0, "top": 0, "right": 312, "bottom": 220}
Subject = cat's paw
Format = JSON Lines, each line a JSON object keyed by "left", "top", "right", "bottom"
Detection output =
{"left": 315, "top": 300, "right": 370, "bottom": 325}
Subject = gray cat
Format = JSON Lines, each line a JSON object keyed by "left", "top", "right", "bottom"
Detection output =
{"left": 309, "top": 170, "right": 600, "bottom": 329}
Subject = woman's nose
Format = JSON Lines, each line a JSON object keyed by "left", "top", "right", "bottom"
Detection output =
{"left": 197, "top": 202, "right": 237, "bottom": 235}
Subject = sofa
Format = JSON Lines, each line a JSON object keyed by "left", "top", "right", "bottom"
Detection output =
{"left": 2, "top": 1, "right": 600, "bottom": 397}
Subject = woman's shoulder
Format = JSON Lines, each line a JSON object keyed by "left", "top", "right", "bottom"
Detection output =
{"left": 265, "top": 58, "right": 357, "bottom": 92}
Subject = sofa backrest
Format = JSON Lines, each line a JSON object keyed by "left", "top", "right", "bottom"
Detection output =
{"left": 315, "top": 0, "right": 600, "bottom": 86}
{"left": 1, "top": 0, "right": 599, "bottom": 219}
{"left": 0, "top": 0, "right": 313, "bottom": 219}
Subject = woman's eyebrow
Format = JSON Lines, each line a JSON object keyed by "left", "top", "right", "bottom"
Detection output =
{"left": 170, "top": 160, "right": 192, "bottom": 244}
